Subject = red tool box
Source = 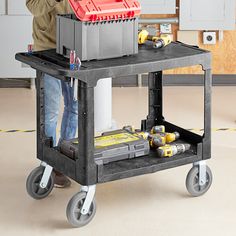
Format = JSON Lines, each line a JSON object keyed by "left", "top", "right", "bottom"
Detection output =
{"left": 68, "top": 0, "right": 141, "bottom": 22}
{"left": 57, "top": 0, "right": 141, "bottom": 61}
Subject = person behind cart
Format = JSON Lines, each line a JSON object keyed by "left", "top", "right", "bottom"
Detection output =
{"left": 26, "top": 0, "right": 76, "bottom": 188}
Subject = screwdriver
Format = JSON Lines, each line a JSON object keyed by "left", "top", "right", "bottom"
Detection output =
{"left": 70, "top": 50, "right": 76, "bottom": 87}
{"left": 73, "top": 56, "right": 81, "bottom": 101}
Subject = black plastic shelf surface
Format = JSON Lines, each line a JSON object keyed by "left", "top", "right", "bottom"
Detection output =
{"left": 97, "top": 133, "right": 202, "bottom": 183}
{"left": 99, "top": 148, "right": 201, "bottom": 183}
{"left": 15, "top": 42, "right": 211, "bottom": 87}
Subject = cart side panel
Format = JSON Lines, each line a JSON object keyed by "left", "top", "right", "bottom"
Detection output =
{"left": 36, "top": 71, "right": 44, "bottom": 160}
{"left": 43, "top": 147, "right": 77, "bottom": 180}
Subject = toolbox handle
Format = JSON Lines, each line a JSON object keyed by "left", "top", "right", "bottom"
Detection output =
{"left": 68, "top": 0, "right": 140, "bottom": 22}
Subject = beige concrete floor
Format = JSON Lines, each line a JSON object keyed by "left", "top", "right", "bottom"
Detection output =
{"left": 0, "top": 86, "right": 236, "bottom": 236}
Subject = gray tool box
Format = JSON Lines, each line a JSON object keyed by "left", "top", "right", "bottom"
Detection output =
{"left": 59, "top": 129, "right": 150, "bottom": 165}
{"left": 56, "top": 14, "right": 138, "bottom": 61}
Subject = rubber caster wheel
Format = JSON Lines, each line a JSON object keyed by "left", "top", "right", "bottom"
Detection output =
{"left": 186, "top": 165, "right": 212, "bottom": 197}
{"left": 66, "top": 192, "right": 96, "bottom": 227}
{"left": 26, "top": 166, "right": 54, "bottom": 200}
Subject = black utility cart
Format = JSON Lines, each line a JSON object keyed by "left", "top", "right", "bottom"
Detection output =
{"left": 16, "top": 42, "right": 212, "bottom": 227}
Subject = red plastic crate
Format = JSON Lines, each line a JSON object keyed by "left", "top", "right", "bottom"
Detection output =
{"left": 68, "top": 0, "right": 141, "bottom": 22}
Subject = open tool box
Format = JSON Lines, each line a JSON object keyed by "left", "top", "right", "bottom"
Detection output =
{"left": 15, "top": 0, "right": 213, "bottom": 228}
{"left": 56, "top": 0, "right": 140, "bottom": 61}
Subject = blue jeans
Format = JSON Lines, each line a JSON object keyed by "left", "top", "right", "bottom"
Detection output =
{"left": 44, "top": 74, "right": 78, "bottom": 146}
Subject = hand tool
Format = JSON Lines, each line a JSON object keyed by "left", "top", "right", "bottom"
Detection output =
{"left": 138, "top": 30, "right": 172, "bottom": 49}
{"left": 27, "top": 44, "right": 33, "bottom": 55}
{"left": 70, "top": 50, "right": 76, "bottom": 87}
{"left": 73, "top": 56, "right": 81, "bottom": 101}
{"left": 150, "top": 125, "right": 180, "bottom": 143}
{"left": 148, "top": 133, "right": 166, "bottom": 148}
{"left": 150, "top": 125, "right": 165, "bottom": 134}
{"left": 157, "top": 143, "right": 191, "bottom": 158}
{"left": 165, "top": 132, "right": 180, "bottom": 143}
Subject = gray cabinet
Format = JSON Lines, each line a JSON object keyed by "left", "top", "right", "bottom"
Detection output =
{"left": 180, "top": 0, "right": 236, "bottom": 30}
{"left": 8, "top": 0, "right": 31, "bottom": 15}
{"left": 0, "top": 0, "right": 6, "bottom": 15}
{"left": 0, "top": 1, "right": 35, "bottom": 78}
{"left": 139, "top": 0, "right": 176, "bottom": 14}
{"left": 0, "top": 16, "right": 35, "bottom": 78}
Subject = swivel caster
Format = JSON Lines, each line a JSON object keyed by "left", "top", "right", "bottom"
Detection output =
{"left": 66, "top": 185, "right": 96, "bottom": 227}
{"left": 186, "top": 162, "right": 212, "bottom": 197}
{"left": 26, "top": 163, "right": 54, "bottom": 200}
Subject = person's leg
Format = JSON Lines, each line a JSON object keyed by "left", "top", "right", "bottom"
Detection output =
{"left": 59, "top": 81, "right": 78, "bottom": 143}
{"left": 44, "top": 74, "right": 71, "bottom": 188}
{"left": 44, "top": 74, "right": 61, "bottom": 146}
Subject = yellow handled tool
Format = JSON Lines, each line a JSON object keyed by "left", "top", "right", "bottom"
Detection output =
{"left": 138, "top": 30, "right": 172, "bottom": 49}
{"left": 150, "top": 125, "right": 180, "bottom": 143}
{"left": 157, "top": 144, "right": 191, "bottom": 158}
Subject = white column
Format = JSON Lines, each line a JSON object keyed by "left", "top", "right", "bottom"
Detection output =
{"left": 94, "top": 78, "right": 113, "bottom": 133}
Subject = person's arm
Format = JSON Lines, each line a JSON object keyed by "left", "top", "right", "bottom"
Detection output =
{"left": 26, "top": 0, "right": 62, "bottom": 17}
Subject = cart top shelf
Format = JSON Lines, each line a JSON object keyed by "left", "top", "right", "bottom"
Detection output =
{"left": 16, "top": 42, "right": 211, "bottom": 87}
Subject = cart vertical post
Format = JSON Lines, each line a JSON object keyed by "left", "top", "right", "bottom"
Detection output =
{"left": 203, "top": 69, "right": 212, "bottom": 160}
{"left": 36, "top": 71, "right": 46, "bottom": 160}
{"left": 142, "top": 71, "right": 164, "bottom": 130}
{"left": 76, "top": 81, "right": 97, "bottom": 185}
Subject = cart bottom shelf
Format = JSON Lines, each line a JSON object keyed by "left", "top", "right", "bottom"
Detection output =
{"left": 98, "top": 149, "right": 201, "bottom": 183}
{"left": 42, "top": 139, "right": 202, "bottom": 184}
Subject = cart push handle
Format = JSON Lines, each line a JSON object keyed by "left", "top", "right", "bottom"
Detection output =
{"left": 68, "top": 0, "right": 141, "bottom": 22}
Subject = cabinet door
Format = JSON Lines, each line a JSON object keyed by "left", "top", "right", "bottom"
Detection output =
{"left": 8, "top": 0, "right": 30, "bottom": 15}
{"left": 180, "top": 0, "right": 236, "bottom": 30}
{"left": 139, "top": 0, "right": 176, "bottom": 14}
{"left": 0, "top": 0, "right": 6, "bottom": 15}
{"left": 0, "top": 16, "right": 35, "bottom": 78}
